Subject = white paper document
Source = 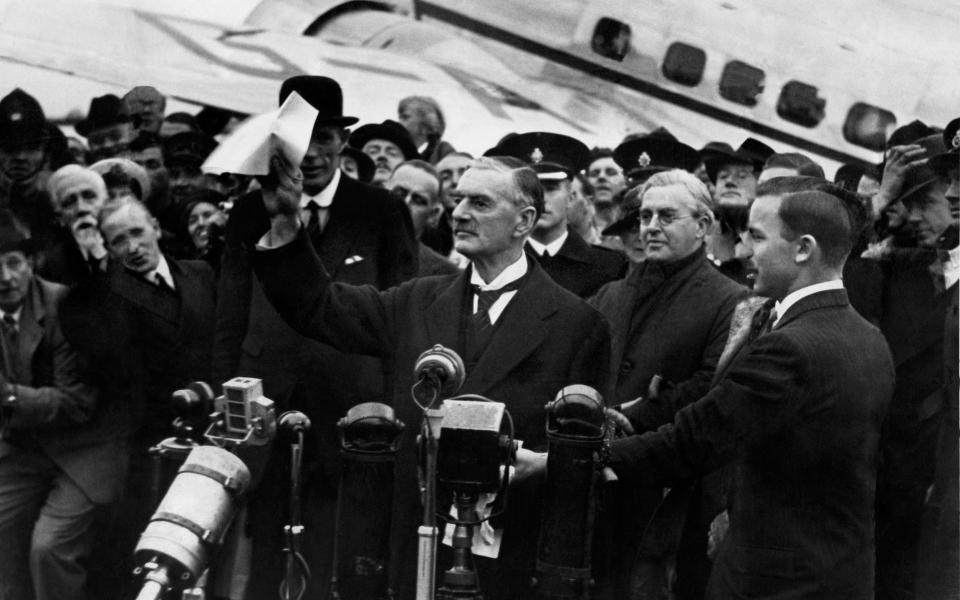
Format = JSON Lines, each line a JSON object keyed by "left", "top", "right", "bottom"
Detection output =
{"left": 201, "top": 91, "right": 318, "bottom": 176}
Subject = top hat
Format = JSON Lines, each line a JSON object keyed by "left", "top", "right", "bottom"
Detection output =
{"left": 340, "top": 145, "right": 376, "bottom": 183}
{"left": 492, "top": 131, "right": 590, "bottom": 180}
{"left": 613, "top": 127, "right": 700, "bottom": 181}
{"left": 75, "top": 95, "right": 132, "bottom": 137}
{"left": 279, "top": 75, "right": 359, "bottom": 128}
{"left": 0, "top": 88, "right": 48, "bottom": 147}
{"left": 349, "top": 120, "right": 419, "bottom": 161}
{"left": 703, "top": 137, "right": 775, "bottom": 182}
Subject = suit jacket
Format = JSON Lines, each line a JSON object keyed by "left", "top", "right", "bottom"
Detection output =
{"left": 213, "top": 177, "right": 418, "bottom": 482}
{"left": 529, "top": 228, "right": 626, "bottom": 298}
{"left": 253, "top": 231, "right": 611, "bottom": 595}
{"left": 37, "top": 225, "right": 98, "bottom": 288}
{"left": 590, "top": 248, "right": 746, "bottom": 409}
{"left": 0, "top": 277, "right": 125, "bottom": 503}
{"left": 62, "top": 257, "right": 217, "bottom": 444}
{"left": 418, "top": 241, "right": 459, "bottom": 277}
{"left": 610, "top": 289, "right": 894, "bottom": 599}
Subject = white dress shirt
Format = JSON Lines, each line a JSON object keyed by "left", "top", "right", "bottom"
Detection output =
{"left": 144, "top": 254, "right": 175, "bottom": 290}
{"left": 527, "top": 229, "right": 568, "bottom": 258}
{"left": 470, "top": 253, "right": 528, "bottom": 324}
{"left": 772, "top": 279, "right": 844, "bottom": 328}
{"left": 300, "top": 168, "right": 341, "bottom": 231}
{"left": 945, "top": 245, "right": 960, "bottom": 290}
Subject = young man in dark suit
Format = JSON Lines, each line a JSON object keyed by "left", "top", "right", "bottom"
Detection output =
{"left": 495, "top": 132, "right": 626, "bottom": 298}
{"left": 0, "top": 210, "right": 123, "bottom": 600}
{"left": 534, "top": 180, "right": 894, "bottom": 599}
{"left": 252, "top": 154, "right": 610, "bottom": 599}
{"left": 60, "top": 195, "right": 216, "bottom": 598}
{"left": 213, "top": 75, "right": 418, "bottom": 598}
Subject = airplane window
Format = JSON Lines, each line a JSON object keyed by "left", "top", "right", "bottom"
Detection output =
{"left": 719, "top": 60, "right": 765, "bottom": 107}
{"left": 662, "top": 42, "right": 706, "bottom": 86}
{"left": 843, "top": 103, "right": 897, "bottom": 152}
{"left": 777, "top": 81, "right": 826, "bottom": 127}
{"left": 591, "top": 17, "right": 632, "bottom": 62}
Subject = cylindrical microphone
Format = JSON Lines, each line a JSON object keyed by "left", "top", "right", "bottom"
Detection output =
{"left": 536, "top": 385, "right": 606, "bottom": 599}
{"left": 134, "top": 446, "right": 251, "bottom": 598}
{"left": 413, "top": 345, "right": 465, "bottom": 408}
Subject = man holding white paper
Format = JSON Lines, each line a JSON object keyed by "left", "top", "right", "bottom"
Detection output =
{"left": 213, "top": 75, "right": 418, "bottom": 599}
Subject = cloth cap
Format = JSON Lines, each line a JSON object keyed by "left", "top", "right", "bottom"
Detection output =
{"left": 89, "top": 158, "right": 151, "bottom": 200}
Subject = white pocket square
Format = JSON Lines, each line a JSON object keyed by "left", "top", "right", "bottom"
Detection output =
{"left": 344, "top": 255, "right": 365, "bottom": 265}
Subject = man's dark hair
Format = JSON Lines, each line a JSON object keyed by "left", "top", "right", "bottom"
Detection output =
{"left": 756, "top": 176, "right": 857, "bottom": 267}
{"left": 588, "top": 147, "right": 615, "bottom": 165}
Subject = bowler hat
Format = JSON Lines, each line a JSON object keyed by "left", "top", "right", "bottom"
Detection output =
{"left": 492, "top": 131, "right": 590, "bottom": 181}
{"left": 703, "top": 137, "right": 775, "bottom": 182}
{"left": 279, "top": 75, "right": 358, "bottom": 127}
{"left": 613, "top": 128, "right": 700, "bottom": 181}
{"left": 340, "top": 146, "right": 375, "bottom": 183}
{"left": 349, "top": 120, "right": 418, "bottom": 161}
{"left": 0, "top": 88, "right": 48, "bottom": 147}
{"left": 0, "top": 209, "right": 35, "bottom": 255}
{"left": 75, "top": 95, "right": 131, "bottom": 137}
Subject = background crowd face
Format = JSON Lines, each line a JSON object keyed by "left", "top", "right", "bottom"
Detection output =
{"left": 86, "top": 122, "right": 135, "bottom": 162}
{"left": 0, "top": 250, "right": 32, "bottom": 313}
{"left": 906, "top": 179, "right": 953, "bottom": 248}
{"left": 639, "top": 184, "right": 708, "bottom": 263}
{"left": 187, "top": 201, "right": 225, "bottom": 251}
{"left": 301, "top": 126, "right": 344, "bottom": 195}
{"left": 388, "top": 164, "right": 440, "bottom": 239}
{"left": 535, "top": 179, "right": 571, "bottom": 237}
{"left": 362, "top": 138, "right": 404, "bottom": 186}
{"left": 714, "top": 161, "right": 757, "bottom": 206}
{"left": 56, "top": 181, "right": 105, "bottom": 231}
{"left": 131, "top": 145, "right": 169, "bottom": 202}
{"left": 586, "top": 156, "right": 625, "bottom": 204}
{"left": 436, "top": 154, "right": 472, "bottom": 209}
{"left": 0, "top": 141, "right": 45, "bottom": 183}
{"left": 398, "top": 99, "right": 442, "bottom": 147}
{"left": 451, "top": 167, "right": 529, "bottom": 262}
{"left": 101, "top": 203, "right": 162, "bottom": 274}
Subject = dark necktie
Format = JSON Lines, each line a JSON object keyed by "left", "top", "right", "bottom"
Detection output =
{"left": 154, "top": 273, "right": 173, "bottom": 293}
{"left": 87, "top": 254, "right": 101, "bottom": 274}
{"left": 473, "top": 278, "right": 524, "bottom": 332}
{"left": 748, "top": 298, "right": 777, "bottom": 342}
{"left": 1, "top": 314, "right": 19, "bottom": 382}
{"left": 306, "top": 200, "right": 322, "bottom": 238}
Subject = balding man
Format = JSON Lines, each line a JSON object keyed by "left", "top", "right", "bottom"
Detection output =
{"left": 252, "top": 153, "right": 611, "bottom": 599}
{"left": 386, "top": 159, "right": 458, "bottom": 277}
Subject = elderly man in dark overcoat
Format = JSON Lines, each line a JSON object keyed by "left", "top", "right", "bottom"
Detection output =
{"left": 251, "top": 153, "right": 611, "bottom": 600}
{"left": 588, "top": 169, "right": 745, "bottom": 598}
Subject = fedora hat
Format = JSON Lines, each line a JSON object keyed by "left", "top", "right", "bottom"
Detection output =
{"left": 349, "top": 119, "right": 419, "bottom": 161}
{"left": 703, "top": 137, "right": 774, "bottom": 182}
{"left": 75, "top": 95, "right": 131, "bottom": 137}
{"left": 279, "top": 75, "right": 359, "bottom": 127}
{"left": 340, "top": 145, "right": 375, "bottom": 183}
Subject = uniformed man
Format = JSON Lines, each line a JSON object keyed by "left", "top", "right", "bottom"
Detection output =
{"left": 495, "top": 132, "right": 627, "bottom": 297}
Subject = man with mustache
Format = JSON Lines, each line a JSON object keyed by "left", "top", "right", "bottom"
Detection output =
{"left": 0, "top": 209, "right": 118, "bottom": 600}
{"left": 37, "top": 165, "right": 109, "bottom": 287}
{"left": 250, "top": 152, "right": 610, "bottom": 599}
{"left": 349, "top": 119, "right": 419, "bottom": 188}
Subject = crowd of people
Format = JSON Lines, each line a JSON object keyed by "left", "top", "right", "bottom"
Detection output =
{"left": 0, "top": 72, "right": 955, "bottom": 600}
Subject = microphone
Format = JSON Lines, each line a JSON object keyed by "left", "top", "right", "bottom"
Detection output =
{"left": 278, "top": 410, "right": 312, "bottom": 437}
{"left": 170, "top": 381, "right": 215, "bottom": 420}
{"left": 413, "top": 344, "right": 465, "bottom": 408}
{"left": 133, "top": 446, "right": 251, "bottom": 600}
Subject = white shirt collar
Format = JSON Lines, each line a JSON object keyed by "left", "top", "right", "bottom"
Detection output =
{"left": 417, "top": 141, "right": 429, "bottom": 154}
{"left": 0, "top": 306, "right": 23, "bottom": 326}
{"left": 300, "top": 168, "right": 340, "bottom": 209}
{"left": 945, "top": 245, "right": 960, "bottom": 290}
{"left": 144, "top": 254, "right": 175, "bottom": 290}
{"left": 470, "top": 251, "right": 528, "bottom": 290}
{"left": 773, "top": 279, "right": 843, "bottom": 327}
{"left": 528, "top": 229, "right": 569, "bottom": 258}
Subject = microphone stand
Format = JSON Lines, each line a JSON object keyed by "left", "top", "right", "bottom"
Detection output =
{"left": 417, "top": 400, "right": 444, "bottom": 600}
{"left": 280, "top": 425, "right": 310, "bottom": 600}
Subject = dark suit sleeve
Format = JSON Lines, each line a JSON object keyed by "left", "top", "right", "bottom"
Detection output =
{"left": 253, "top": 229, "right": 400, "bottom": 358}
{"left": 7, "top": 291, "right": 98, "bottom": 429}
{"left": 622, "top": 286, "right": 747, "bottom": 433}
{"left": 211, "top": 194, "right": 267, "bottom": 385}
{"left": 376, "top": 192, "right": 419, "bottom": 288}
{"left": 608, "top": 330, "right": 807, "bottom": 487}
{"left": 571, "top": 312, "right": 614, "bottom": 404}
